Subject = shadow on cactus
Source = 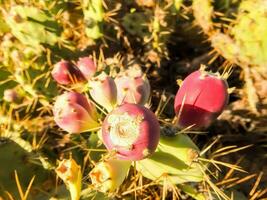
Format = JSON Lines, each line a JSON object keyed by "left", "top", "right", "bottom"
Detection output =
{"left": 0, "top": 140, "right": 51, "bottom": 199}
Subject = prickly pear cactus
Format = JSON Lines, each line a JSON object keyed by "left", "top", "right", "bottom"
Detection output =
{"left": 4, "top": 5, "right": 62, "bottom": 48}
{"left": 193, "top": 0, "right": 267, "bottom": 112}
{"left": 0, "top": 141, "right": 50, "bottom": 199}
{"left": 0, "top": 1, "right": 265, "bottom": 200}
{"left": 122, "top": 0, "right": 183, "bottom": 63}
{"left": 83, "top": 0, "right": 104, "bottom": 40}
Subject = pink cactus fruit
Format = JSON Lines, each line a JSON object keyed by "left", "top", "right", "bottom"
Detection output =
{"left": 53, "top": 91, "right": 99, "bottom": 133}
{"left": 115, "top": 66, "right": 151, "bottom": 105}
{"left": 89, "top": 72, "right": 117, "bottom": 112}
{"left": 102, "top": 103, "right": 160, "bottom": 161}
{"left": 174, "top": 69, "right": 229, "bottom": 129}
{"left": 76, "top": 57, "right": 97, "bottom": 80}
{"left": 51, "top": 60, "right": 86, "bottom": 85}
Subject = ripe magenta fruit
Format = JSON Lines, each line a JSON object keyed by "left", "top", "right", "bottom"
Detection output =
{"left": 174, "top": 69, "right": 229, "bottom": 129}
{"left": 76, "top": 57, "right": 97, "bottom": 80}
{"left": 102, "top": 103, "right": 160, "bottom": 161}
{"left": 115, "top": 66, "right": 150, "bottom": 105}
{"left": 89, "top": 72, "right": 117, "bottom": 112}
{"left": 53, "top": 92, "right": 99, "bottom": 133}
{"left": 52, "top": 60, "right": 85, "bottom": 85}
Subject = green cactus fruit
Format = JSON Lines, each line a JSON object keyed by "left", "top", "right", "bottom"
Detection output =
{"left": 56, "top": 158, "right": 82, "bottom": 200}
{"left": 136, "top": 134, "right": 204, "bottom": 184}
{"left": 89, "top": 159, "right": 131, "bottom": 193}
{"left": 0, "top": 140, "right": 50, "bottom": 199}
{"left": 5, "top": 5, "right": 62, "bottom": 48}
{"left": 83, "top": 0, "right": 104, "bottom": 39}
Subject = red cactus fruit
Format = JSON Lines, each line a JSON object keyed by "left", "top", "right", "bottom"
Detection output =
{"left": 115, "top": 66, "right": 150, "bottom": 105}
{"left": 51, "top": 60, "right": 85, "bottom": 85}
{"left": 53, "top": 92, "right": 99, "bottom": 133}
{"left": 76, "top": 57, "right": 97, "bottom": 80}
{"left": 174, "top": 69, "right": 229, "bottom": 129}
{"left": 89, "top": 72, "right": 117, "bottom": 112}
{"left": 102, "top": 103, "right": 160, "bottom": 161}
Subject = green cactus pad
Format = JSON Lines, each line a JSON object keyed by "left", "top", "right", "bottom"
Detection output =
{"left": 230, "top": 0, "right": 267, "bottom": 67}
{"left": 136, "top": 134, "right": 204, "bottom": 184}
{"left": 193, "top": 0, "right": 267, "bottom": 70}
{"left": 192, "top": 0, "right": 214, "bottom": 34}
{"left": 5, "top": 5, "right": 62, "bottom": 48}
{"left": 0, "top": 140, "right": 50, "bottom": 199}
{"left": 83, "top": 0, "right": 104, "bottom": 39}
{"left": 122, "top": 12, "right": 150, "bottom": 37}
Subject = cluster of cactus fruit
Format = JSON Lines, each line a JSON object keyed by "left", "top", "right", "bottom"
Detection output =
{"left": 50, "top": 55, "right": 230, "bottom": 198}
{"left": 0, "top": 0, "right": 266, "bottom": 199}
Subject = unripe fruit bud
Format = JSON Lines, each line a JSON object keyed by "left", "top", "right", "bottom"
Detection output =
{"left": 102, "top": 103, "right": 160, "bottom": 161}
{"left": 56, "top": 158, "right": 82, "bottom": 200}
{"left": 76, "top": 57, "right": 97, "bottom": 80}
{"left": 174, "top": 69, "right": 229, "bottom": 129}
{"left": 89, "top": 72, "right": 117, "bottom": 112}
{"left": 89, "top": 159, "right": 131, "bottom": 193}
{"left": 115, "top": 66, "right": 150, "bottom": 105}
{"left": 52, "top": 60, "right": 86, "bottom": 85}
{"left": 53, "top": 92, "right": 99, "bottom": 133}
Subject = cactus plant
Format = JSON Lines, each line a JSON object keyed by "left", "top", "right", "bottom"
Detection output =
{"left": 53, "top": 91, "right": 99, "bottom": 133}
{"left": 174, "top": 66, "right": 229, "bottom": 129}
{"left": 122, "top": 0, "right": 183, "bottom": 63}
{"left": 82, "top": 0, "right": 104, "bottom": 40}
{"left": 0, "top": 1, "right": 265, "bottom": 199}
{"left": 4, "top": 5, "right": 62, "bottom": 49}
{"left": 136, "top": 134, "right": 204, "bottom": 184}
{"left": 102, "top": 103, "right": 160, "bottom": 161}
{"left": 192, "top": 0, "right": 267, "bottom": 112}
{"left": 0, "top": 141, "right": 49, "bottom": 199}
